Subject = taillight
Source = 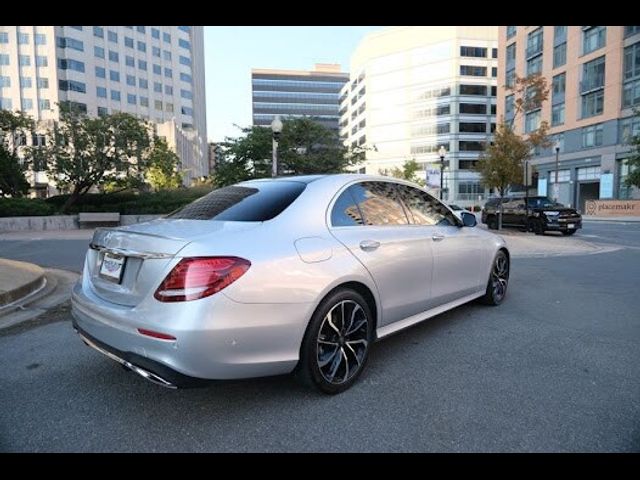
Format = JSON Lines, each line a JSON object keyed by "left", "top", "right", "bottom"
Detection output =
{"left": 154, "top": 257, "right": 251, "bottom": 303}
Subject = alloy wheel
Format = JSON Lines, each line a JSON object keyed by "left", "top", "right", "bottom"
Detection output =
{"left": 316, "top": 300, "right": 369, "bottom": 385}
{"left": 491, "top": 254, "right": 509, "bottom": 302}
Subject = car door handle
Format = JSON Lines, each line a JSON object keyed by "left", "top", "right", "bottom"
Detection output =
{"left": 359, "top": 240, "right": 380, "bottom": 251}
{"left": 432, "top": 234, "right": 445, "bottom": 242}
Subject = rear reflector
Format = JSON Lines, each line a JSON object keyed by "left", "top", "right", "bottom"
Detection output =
{"left": 154, "top": 256, "right": 251, "bottom": 303}
{"left": 137, "top": 328, "right": 176, "bottom": 341}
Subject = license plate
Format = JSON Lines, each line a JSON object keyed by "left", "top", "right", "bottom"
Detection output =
{"left": 567, "top": 223, "right": 575, "bottom": 229}
{"left": 100, "top": 252, "right": 126, "bottom": 283}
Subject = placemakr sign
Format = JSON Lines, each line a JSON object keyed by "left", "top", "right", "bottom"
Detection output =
{"left": 585, "top": 200, "right": 640, "bottom": 216}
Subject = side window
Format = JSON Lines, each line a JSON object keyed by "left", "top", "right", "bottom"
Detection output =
{"left": 331, "top": 187, "right": 365, "bottom": 226}
{"left": 397, "top": 185, "right": 458, "bottom": 226}
{"left": 349, "top": 182, "right": 409, "bottom": 226}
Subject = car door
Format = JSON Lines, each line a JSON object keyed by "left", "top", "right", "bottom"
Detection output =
{"left": 396, "top": 185, "right": 486, "bottom": 307}
{"left": 329, "top": 181, "right": 434, "bottom": 327}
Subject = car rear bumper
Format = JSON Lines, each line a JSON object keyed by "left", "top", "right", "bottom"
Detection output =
{"left": 71, "top": 280, "right": 313, "bottom": 384}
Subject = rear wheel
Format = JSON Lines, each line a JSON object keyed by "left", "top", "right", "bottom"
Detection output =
{"left": 297, "top": 289, "right": 373, "bottom": 394}
{"left": 487, "top": 215, "right": 498, "bottom": 230}
{"left": 480, "top": 250, "right": 509, "bottom": 306}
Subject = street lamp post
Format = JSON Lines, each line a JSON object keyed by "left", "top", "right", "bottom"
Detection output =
{"left": 270, "top": 115, "right": 283, "bottom": 178}
{"left": 553, "top": 141, "right": 560, "bottom": 202}
{"left": 438, "top": 145, "right": 447, "bottom": 201}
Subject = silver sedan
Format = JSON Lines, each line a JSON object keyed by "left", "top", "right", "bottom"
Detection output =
{"left": 72, "top": 174, "right": 510, "bottom": 394}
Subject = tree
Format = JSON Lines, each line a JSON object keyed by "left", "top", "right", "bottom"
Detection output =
{"left": 474, "top": 74, "right": 551, "bottom": 229}
{"left": 213, "top": 118, "right": 362, "bottom": 187}
{"left": 624, "top": 109, "right": 640, "bottom": 189}
{"left": 379, "top": 159, "right": 426, "bottom": 187}
{"left": 0, "top": 110, "right": 34, "bottom": 197}
{"left": 43, "top": 104, "right": 151, "bottom": 212}
{"left": 144, "top": 136, "right": 183, "bottom": 191}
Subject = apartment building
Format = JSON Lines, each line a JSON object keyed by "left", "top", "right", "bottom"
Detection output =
{"left": 0, "top": 26, "right": 207, "bottom": 192}
{"left": 498, "top": 26, "right": 640, "bottom": 211}
{"left": 339, "top": 26, "right": 498, "bottom": 207}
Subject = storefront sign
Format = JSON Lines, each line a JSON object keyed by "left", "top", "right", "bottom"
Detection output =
{"left": 584, "top": 200, "right": 640, "bottom": 216}
{"left": 599, "top": 173, "right": 614, "bottom": 199}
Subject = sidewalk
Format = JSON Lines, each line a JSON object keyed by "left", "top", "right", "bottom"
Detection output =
{"left": 582, "top": 216, "right": 640, "bottom": 222}
{"left": 0, "top": 258, "right": 45, "bottom": 308}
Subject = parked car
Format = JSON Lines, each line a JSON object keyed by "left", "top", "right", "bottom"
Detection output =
{"left": 72, "top": 175, "right": 510, "bottom": 394}
{"left": 482, "top": 195, "right": 582, "bottom": 235}
{"left": 448, "top": 204, "right": 474, "bottom": 221}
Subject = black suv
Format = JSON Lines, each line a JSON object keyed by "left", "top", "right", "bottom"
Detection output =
{"left": 482, "top": 196, "right": 582, "bottom": 235}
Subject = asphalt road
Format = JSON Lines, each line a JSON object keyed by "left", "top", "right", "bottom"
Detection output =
{"left": 0, "top": 223, "right": 639, "bottom": 452}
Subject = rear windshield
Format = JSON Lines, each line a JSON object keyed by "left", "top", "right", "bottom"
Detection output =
{"left": 167, "top": 181, "right": 306, "bottom": 221}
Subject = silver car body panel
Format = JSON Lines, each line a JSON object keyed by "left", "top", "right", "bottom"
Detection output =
{"left": 72, "top": 174, "right": 508, "bottom": 382}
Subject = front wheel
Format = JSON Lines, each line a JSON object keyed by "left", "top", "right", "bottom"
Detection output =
{"left": 297, "top": 289, "right": 373, "bottom": 394}
{"left": 480, "top": 250, "right": 510, "bottom": 306}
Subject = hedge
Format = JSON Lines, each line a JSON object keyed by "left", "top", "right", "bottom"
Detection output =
{"left": 1, "top": 187, "right": 213, "bottom": 217}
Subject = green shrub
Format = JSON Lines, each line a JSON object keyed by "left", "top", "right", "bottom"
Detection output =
{"left": 0, "top": 198, "right": 55, "bottom": 217}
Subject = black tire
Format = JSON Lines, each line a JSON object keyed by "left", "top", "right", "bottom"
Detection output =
{"left": 296, "top": 289, "right": 373, "bottom": 394}
{"left": 487, "top": 215, "right": 498, "bottom": 230}
{"left": 533, "top": 219, "right": 545, "bottom": 235}
{"left": 480, "top": 250, "right": 510, "bottom": 306}
{"left": 562, "top": 230, "right": 576, "bottom": 236}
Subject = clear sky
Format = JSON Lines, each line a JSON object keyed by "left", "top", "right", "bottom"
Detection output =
{"left": 203, "top": 26, "right": 383, "bottom": 143}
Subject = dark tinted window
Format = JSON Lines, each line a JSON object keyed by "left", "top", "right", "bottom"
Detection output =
{"left": 168, "top": 182, "right": 306, "bottom": 221}
{"left": 396, "top": 185, "right": 457, "bottom": 226}
{"left": 331, "top": 187, "right": 364, "bottom": 226}
{"left": 350, "top": 182, "right": 409, "bottom": 226}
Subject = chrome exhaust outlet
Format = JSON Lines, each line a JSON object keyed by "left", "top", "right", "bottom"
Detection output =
{"left": 78, "top": 332, "right": 177, "bottom": 389}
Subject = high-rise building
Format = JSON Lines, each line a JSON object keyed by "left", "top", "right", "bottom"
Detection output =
{"left": 340, "top": 26, "right": 498, "bottom": 207}
{"left": 0, "top": 25, "right": 207, "bottom": 190}
{"left": 251, "top": 63, "right": 348, "bottom": 131}
{"left": 498, "top": 26, "right": 640, "bottom": 211}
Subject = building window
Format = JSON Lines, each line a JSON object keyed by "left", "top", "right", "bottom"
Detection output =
{"left": 58, "top": 58, "right": 85, "bottom": 72}
{"left": 111, "top": 90, "right": 121, "bottom": 101}
{"left": 179, "top": 39, "right": 191, "bottom": 50}
{"left": 125, "top": 37, "right": 134, "bottom": 48}
{"left": 581, "top": 124, "right": 604, "bottom": 148}
{"left": 582, "top": 90, "right": 604, "bottom": 118}
{"left": 21, "top": 98, "right": 33, "bottom": 110}
{"left": 554, "top": 26, "right": 567, "bottom": 44}
{"left": 491, "top": 67, "right": 497, "bottom": 77}
{"left": 583, "top": 26, "right": 606, "bottom": 55}
{"left": 0, "top": 32, "right": 9, "bottom": 44}
{"left": 625, "top": 26, "right": 640, "bottom": 38}
{"left": 553, "top": 43, "right": 567, "bottom": 68}
{"left": 109, "top": 70, "right": 120, "bottom": 82}
{"left": 96, "top": 86, "right": 107, "bottom": 98}
{"left": 139, "top": 78, "right": 148, "bottom": 89}
{"left": 127, "top": 93, "right": 136, "bottom": 105}
{"left": 460, "top": 46, "right": 487, "bottom": 58}
{"left": 166, "top": 103, "right": 174, "bottom": 112}
{"left": 154, "top": 100, "right": 163, "bottom": 110}
{"left": 460, "top": 84, "right": 487, "bottom": 96}
{"left": 0, "top": 76, "right": 10, "bottom": 87}
{"left": 526, "top": 27, "right": 543, "bottom": 58}
{"left": 459, "top": 103, "right": 487, "bottom": 115}
{"left": 581, "top": 56, "right": 605, "bottom": 118}
{"left": 491, "top": 86, "right": 497, "bottom": 96}
{"left": 0, "top": 98, "right": 12, "bottom": 109}
{"left": 179, "top": 26, "right": 191, "bottom": 33}
{"left": 154, "top": 82, "right": 162, "bottom": 93}
{"left": 459, "top": 122, "right": 487, "bottom": 133}
{"left": 140, "top": 96, "right": 149, "bottom": 107}
{"left": 107, "top": 30, "right": 118, "bottom": 43}
{"left": 95, "top": 66, "right": 106, "bottom": 78}
{"left": 526, "top": 55, "right": 542, "bottom": 75}
{"left": 506, "top": 43, "right": 516, "bottom": 68}
{"left": 137, "top": 41, "right": 146, "bottom": 52}
{"left": 552, "top": 73, "right": 566, "bottom": 102}
{"left": 551, "top": 103, "right": 565, "bottom": 126}
{"left": 151, "top": 28, "right": 160, "bottom": 39}
{"left": 492, "top": 48, "right": 498, "bottom": 59}
{"left": 164, "top": 85, "right": 173, "bottom": 95}
{"left": 126, "top": 74, "right": 136, "bottom": 86}
{"left": 18, "top": 33, "right": 29, "bottom": 44}
{"left": 623, "top": 42, "right": 640, "bottom": 108}
{"left": 164, "top": 68, "right": 173, "bottom": 78}
{"left": 94, "top": 46, "right": 105, "bottom": 58}
{"left": 181, "top": 89, "right": 193, "bottom": 100}
{"left": 506, "top": 26, "right": 517, "bottom": 40}
{"left": 619, "top": 116, "right": 640, "bottom": 144}
{"left": 97, "top": 106, "right": 108, "bottom": 117}
{"left": 152, "top": 46, "right": 161, "bottom": 58}
{"left": 35, "top": 56, "right": 47, "bottom": 67}
{"left": 459, "top": 141, "right": 485, "bottom": 151}
{"left": 153, "top": 64, "right": 161, "bottom": 75}
{"left": 163, "top": 32, "right": 171, "bottom": 43}
{"left": 181, "top": 106, "right": 193, "bottom": 116}
{"left": 93, "top": 26, "right": 104, "bottom": 38}
{"left": 57, "top": 36, "right": 83, "bottom": 51}
{"left": 577, "top": 166, "right": 601, "bottom": 181}
{"left": 180, "top": 72, "right": 192, "bottom": 83}
{"left": 19, "top": 55, "right": 31, "bottom": 66}
{"left": 163, "top": 50, "right": 172, "bottom": 61}
{"left": 549, "top": 169, "right": 570, "bottom": 183}
{"left": 37, "top": 78, "right": 49, "bottom": 89}
{"left": 108, "top": 50, "right": 119, "bottom": 62}
{"left": 525, "top": 110, "right": 541, "bottom": 133}
{"left": 20, "top": 77, "right": 32, "bottom": 88}
{"left": 35, "top": 33, "right": 46, "bottom": 45}
{"left": 136, "top": 26, "right": 146, "bottom": 34}
{"left": 138, "top": 59, "right": 147, "bottom": 70}
{"left": 460, "top": 65, "right": 487, "bottom": 76}
{"left": 59, "top": 79, "right": 86, "bottom": 93}
{"left": 0, "top": 54, "right": 9, "bottom": 65}
{"left": 179, "top": 56, "right": 192, "bottom": 67}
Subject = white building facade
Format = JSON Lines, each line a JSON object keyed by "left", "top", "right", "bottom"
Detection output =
{"left": 340, "top": 26, "right": 498, "bottom": 207}
{"left": 0, "top": 25, "right": 207, "bottom": 189}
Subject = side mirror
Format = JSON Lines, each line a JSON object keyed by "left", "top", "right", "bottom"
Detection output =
{"left": 461, "top": 211, "right": 477, "bottom": 227}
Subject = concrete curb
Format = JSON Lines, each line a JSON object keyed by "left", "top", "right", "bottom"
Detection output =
{"left": 0, "top": 259, "right": 46, "bottom": 308}
{"left": 0, "top": 214, "right": 162, "bottom": 233}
